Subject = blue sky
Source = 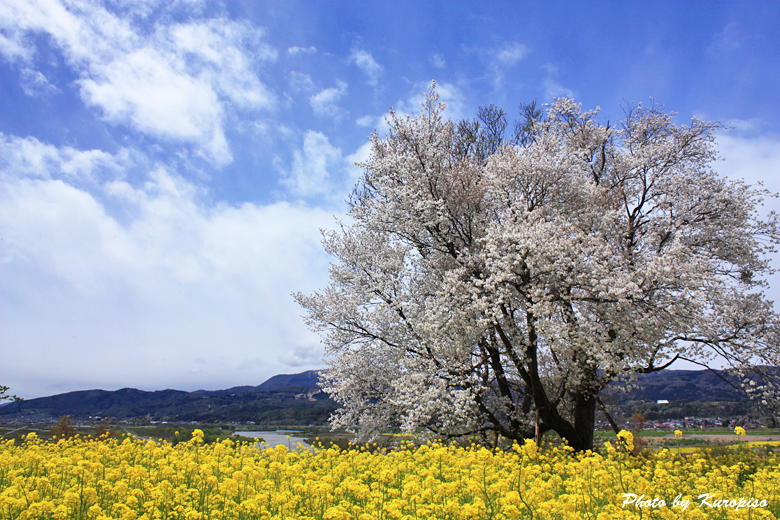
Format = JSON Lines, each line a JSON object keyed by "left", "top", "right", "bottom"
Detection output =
{"left": 2, "top": 1, "right": 779, "bottom": 398}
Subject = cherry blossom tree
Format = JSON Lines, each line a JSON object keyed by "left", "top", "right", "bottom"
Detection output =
{"left": 296, "top": 83, "right": 780, "bottom": 451}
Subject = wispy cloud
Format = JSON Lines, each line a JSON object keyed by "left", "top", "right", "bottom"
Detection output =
{"left": 542, "top": 77, "right": 575, "bottom": 100}
{"left": 395, "top": 80, "right": 468, "bottom": 124}
{"left": 289, "top": 71, "right": 315, "bottom": 92}
{"left": 19, "top": 68, "right": 60, "bottom": 97}
{"left": 707, "top": 22, "right": 742, "bottom": 57}
{"left": 349, "top": 48, "right": 383, "bottom": 86}
{"left": 277, "top": 130, "right": 343, "bottom": 198}
{"left": 310, "top": 80, "right": 348, "bottom": 120}
{"left": 356, "top": 115, "right": 378, "bottom": 127}
{"left": 0, "top": 26, "right": 34, "bottom": 62}
{"left": 0, "top": 133, "right": 132, "bottom": 183}
{"left": 541, "top": 63, "right": 575, "bottom": 100}
{"left": 429, "top": 53, "right": 445, "bottom": 69}
{"left": 496, "top": 42, "right": 529, "bottom": 65}
{"left": 288, "top": 45, "right": 317, "bottom": 56}
{"left": 488, "top": 42, "right": 530, "bottom": 89}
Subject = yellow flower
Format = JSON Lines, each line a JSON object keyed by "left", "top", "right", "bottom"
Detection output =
{"left": 1, "top": 426, "right": 779, "bottom": 519}
{"left": 616, "top": 430, "right": 634, "bottom": 452}
{"left": 734, "top": 426, "right": 747, "bottom": 437}
{"left": 674, "top": 429, "right": 682, "bottom": 438}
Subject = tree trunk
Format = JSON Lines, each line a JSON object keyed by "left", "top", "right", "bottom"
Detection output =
{"left": 565, "top": 393, "right": 597, "bottom": 452}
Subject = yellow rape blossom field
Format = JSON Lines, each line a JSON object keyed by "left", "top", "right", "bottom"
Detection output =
{"left": 1, "top": 430, "right": 778, "bottom": 520}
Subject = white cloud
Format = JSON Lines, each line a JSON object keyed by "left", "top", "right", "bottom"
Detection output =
{"left": 0, "top": 1, "right": 276, "bottom": 166}
{"left": 707, "top": 22, "right": 742, "bottom": 57}
{"left": 0, "top": 138, "right": 335, "bottom": 397}
{"left": 715, "top": 128, "right": 780, "bottom": 200}
{"left": 345, "top": 140, "right": 372, "bottom": 186}
{"left": 310, "top": 80, "right": 348, "bottom": 120}
{"left": 714, "top": 129, "right": 780, "bottom": 311}
{"left": 395, "top": 80, "right": 468, "bottom": 124}
{"left": 484, "top": 42, "right": 530, "bottom": 89}
{"left": 725, "top": 118, "right": 763, "bottom": 134}
{"left": 429, "top": 53, "right": 445, "bottom": 69}
{"left": 289, "top": 71, "right": 314, "bottom": 92}
{"left": 496, "top": 42, "right": 529, "bottom": 65}
{"left": 0, "top": 27, "right": 34, "bottom": 63}
{"left": 278, "top": 130, "right": 343, "bottom": 198}
{"left": 288, "top": 45, "right": 316, "bottom": 56}
{"left": 542, "top": 77, "right": 575, "bottom": 100}
{"left": 167, "top": 19, "right": 277, "bottom": 107}
{"left": 0, "top": 133, "right": 132, "bottom": 183}
{"left": 356, "top": 115, "right": 378, "bottom": 127}
{"left": 349, "top": 48, "right": 382, "bottom": 86}
{"left": 540, "top": 62, "right": 575, "bottom": 100}
{"left": 352, "top": 81, "right": 469, "bottom": 142}
{"left": 19, "top": 67, "right": 60, "bottom": 97}
{"left": 78, "top": 47, "right": 232, "bottom": 163}
{"left": 357, "top": 81, "right": 468, "bottom": 144}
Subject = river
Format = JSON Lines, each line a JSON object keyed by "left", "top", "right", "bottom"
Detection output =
{"left": 233, "top": 430, "right": 311, "bottom": 450}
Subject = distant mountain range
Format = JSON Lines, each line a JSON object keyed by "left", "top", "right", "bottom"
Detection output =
{"left": 0, "top": 368, "right": 760, "bottom": 424}
{"left": 608, "top": 369, "right": 746, "bottom": 402}
{"left": 0, "top": 370, "right": 335, "bottom": 424}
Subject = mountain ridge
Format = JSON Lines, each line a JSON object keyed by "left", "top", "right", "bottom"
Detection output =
{"left": 0, "top": 370, "right": 332, "bottom": 424}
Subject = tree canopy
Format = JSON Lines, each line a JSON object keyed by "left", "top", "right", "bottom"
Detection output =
{"left": 296, "top": 83, "right": 780, "bottom": 451}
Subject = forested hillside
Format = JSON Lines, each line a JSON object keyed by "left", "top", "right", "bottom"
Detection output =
{"left": 0, "top": 371, "right": 335, "bottom": 424}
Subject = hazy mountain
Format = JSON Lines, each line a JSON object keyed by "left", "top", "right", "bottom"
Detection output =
{"left": 609, "top": 369, "right": 745, "bottom": 401}
{"left": 197, "top": 370, "right": 322, "bottom": 396}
